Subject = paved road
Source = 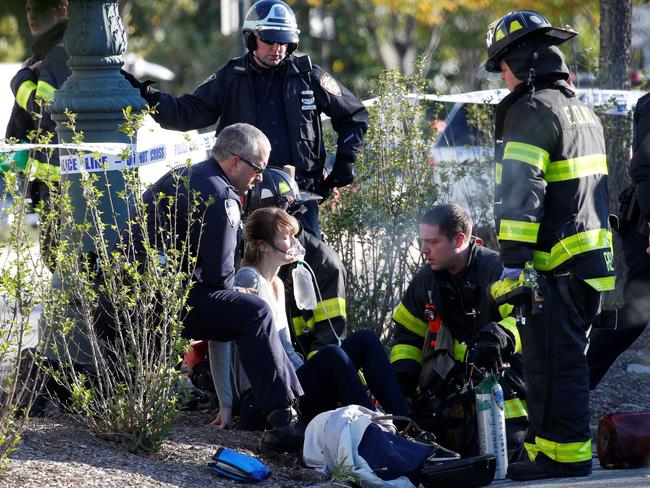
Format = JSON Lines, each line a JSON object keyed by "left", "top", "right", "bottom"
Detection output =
{"left": 495, "top": 459, "right": 650, "bottom": 487}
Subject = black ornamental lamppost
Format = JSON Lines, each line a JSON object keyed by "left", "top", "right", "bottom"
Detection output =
{"left": 48, "top": 0, "right": 145, "bottom": 363}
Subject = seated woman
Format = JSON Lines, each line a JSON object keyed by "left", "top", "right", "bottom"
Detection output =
{"left": 209, "top": 207, "right": 411, "bottom": 430}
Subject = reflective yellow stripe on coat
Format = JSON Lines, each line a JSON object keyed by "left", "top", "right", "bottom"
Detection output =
{"left": 16, "top": 80, "right": 37, "bottom": 110}
{"left": 544, "top": 154, "right": 607, "bottom": 182}
{"left": 498, "top": 219, "right": 540, "bottom": 244}
{"left": 35, "top": 80, "right": 56, "bottom": 102}
{"left": 504, "top": 398, "right": 527, "bottom": 419}
{"left": 392, "top": 302, "right": 428, "bottom": 338}
{"left": 533, "top": 229, "right": 613, "bottom": 272}
{"left": 390, "top": 344, "right": 422, "bottom": 365}
{"left": 503, "top": 141, "right": 550, "bottom": 171}
{"left": 313, "top": 297, "right": 346, "bottom": 322}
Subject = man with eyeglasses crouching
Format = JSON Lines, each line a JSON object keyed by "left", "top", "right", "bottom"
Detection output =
{"left": 95, "top": 123, "right": 306, "bottom": 454}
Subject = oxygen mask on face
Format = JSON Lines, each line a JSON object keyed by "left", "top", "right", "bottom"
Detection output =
{"left": 287, "top": 236, "right": 306, "bottom": 263}
{"left": 270, "top": 236, "right": 305, "bottom": 263}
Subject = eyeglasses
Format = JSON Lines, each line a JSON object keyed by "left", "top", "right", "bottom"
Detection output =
{"left": 232, "top": 153, "right": 265, "bottom": 174}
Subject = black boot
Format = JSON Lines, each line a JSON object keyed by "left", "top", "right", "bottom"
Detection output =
{"left": 507, "top": 453, "right": 592, "bottom": 481}
{"left": 260, "top": 406, "right": 305, "bottom": 453}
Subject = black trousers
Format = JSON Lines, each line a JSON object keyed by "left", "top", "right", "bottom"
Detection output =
{"left": 183, "top": 283, "right": 303, "bottom": 414}
{"left": 240, "top": 330, "right": 411, "bottom": 428}
{"left": 588, "top": 227, "right": 650, "bottom": 388}
{"left": 521, "top": 274, "right": 600, "bottom": 468}
{"left": 297, "top": 330, "right": 411, "bottom": 421}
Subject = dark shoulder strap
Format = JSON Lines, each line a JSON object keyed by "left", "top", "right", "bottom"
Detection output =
{"left": 293, "top": 54, "right": 313, "bottom": 75}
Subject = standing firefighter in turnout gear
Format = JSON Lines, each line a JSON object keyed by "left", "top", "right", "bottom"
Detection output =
{"left": 483, "top": 10, "right": 614, "bottom": 481}
{"left": 390, "top": 204, "right": 528, "bottom": 462}
{"left": 122, "top": 0, "right": 368, "bottom": 240}
{"left": 245, "top": 167, "right": 347, "bottom": 358}
{"left": 5, "top": 1, "right": 70, "bottom": 268}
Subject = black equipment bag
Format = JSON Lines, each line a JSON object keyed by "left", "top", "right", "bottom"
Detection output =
{"left": 420, "top": 454, "right": 496, "bottom": 488}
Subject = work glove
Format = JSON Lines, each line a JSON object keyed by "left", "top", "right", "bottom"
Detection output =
{"left": 323, "top": 161, "right": 354, "bottom": 190}
{"left": 472, "top": 322, "right": 512, "bottom": 373}
{"left": 500, "top": 266, "right": 522, "bottom": 281}
{"left": 120, "top": 69, "right": 157, "bottom": 104}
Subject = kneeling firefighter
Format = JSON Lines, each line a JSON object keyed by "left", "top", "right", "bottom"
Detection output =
{"left": 390, "top": 203, "right": 529, "bottom": 463}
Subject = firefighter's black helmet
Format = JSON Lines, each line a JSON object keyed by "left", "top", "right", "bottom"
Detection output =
{"left": 245, "top": 167, "right": 320, "bottom": 215}
{"left": 242, "top": 0, "right": 300, "bottom": 54}
{"left": 484, "top": 10, "right": 577, "bottom": 73}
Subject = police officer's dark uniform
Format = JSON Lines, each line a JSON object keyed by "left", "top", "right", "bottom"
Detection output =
{"left": 390, "top": 239, "right": 528, "bottom": 460}
{"left": 484, "top": 11, "right": 614, "bottom": 480}
{"left": 245, "top": 167, "right": 348, "bottom": 358}
{"left": 125, "top": 0, "right": 368, "bottom": 240}
{"left": 588, "top": 91, "right": 650, "bottom": 388}
{"left": 106, "top": 133, "right": 306, "bottom": 452}
{"left": 6, "top": 18, "right": 69, "bottom": 190}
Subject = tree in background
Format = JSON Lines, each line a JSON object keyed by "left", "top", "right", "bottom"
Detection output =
{"left": 0, "top": 0, "right": 607, "bottom": 97}
{"left": 599, "top": 0, "right": 633, "bottom": 306}
{"left": 118, "top": 0, "right": 241, "bottom": 94}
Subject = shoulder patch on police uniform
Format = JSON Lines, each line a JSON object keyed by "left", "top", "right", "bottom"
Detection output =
{"left": 320, "top": 72, "right": 342, "bottom": 96}
{"left": 198, "top": 73, "right": 217, "bottom": 87}
{"left": 224, "top": 198, "right": 241, "bottom": 227}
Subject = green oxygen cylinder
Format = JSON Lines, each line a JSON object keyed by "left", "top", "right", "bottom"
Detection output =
{"left": 475, "top": 373, "right": 508, "bottom": 479}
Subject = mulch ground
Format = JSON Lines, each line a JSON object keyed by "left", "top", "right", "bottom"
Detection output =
{"left": 2, "top": 325, "right": 649, "bottom": 487}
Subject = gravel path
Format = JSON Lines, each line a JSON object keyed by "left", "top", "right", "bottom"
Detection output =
{"left": 2, "top": 325, "right": 649, "bottom": 487}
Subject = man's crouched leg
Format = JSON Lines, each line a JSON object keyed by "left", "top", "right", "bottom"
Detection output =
{"left": 183, "top": 284, "right": 305, "bottom": 452}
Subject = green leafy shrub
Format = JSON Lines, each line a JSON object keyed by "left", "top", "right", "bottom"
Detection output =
{"left": 0, "top": 106, "right": 203, "bottom": 458}
{"left": 320, "top": 65, "right": 455, "bottom": 340}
